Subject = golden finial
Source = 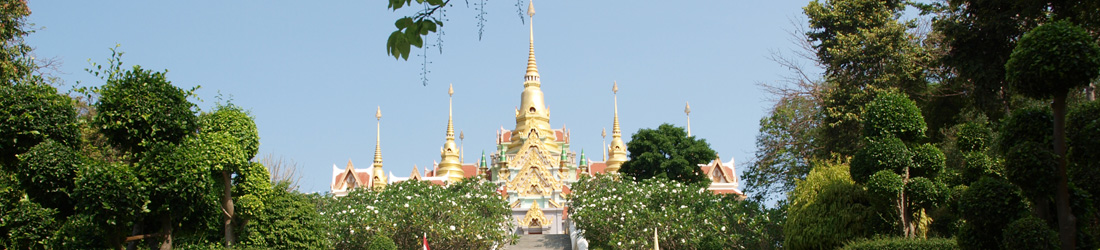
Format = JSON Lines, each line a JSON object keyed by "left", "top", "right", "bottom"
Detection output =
{"left": 460, "top": 130, "right": 464, "bottom": 140}
{"left": 448, "top": 83, "right": 454, "bottom": 97}
{"left": 527, "top": 0, "right": 536, "bottom": 17}
{"left": 602, "top": 128, "right": 607, "bottom": 138}
{"left": 374, "top": 106, "right": 383, "bottom": 165}
{"left": 612, "top": 81, "right": 619, "bottom": 94}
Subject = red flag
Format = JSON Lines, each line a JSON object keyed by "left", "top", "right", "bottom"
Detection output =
{"left": 423, "top": 233, "right": 430, "bottom": 250}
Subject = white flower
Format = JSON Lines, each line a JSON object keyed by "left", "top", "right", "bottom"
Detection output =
{"left": 450, "top": 225, "right": 456, "bottom": 230}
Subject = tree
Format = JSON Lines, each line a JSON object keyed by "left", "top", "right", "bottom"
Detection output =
{"left": 620, "top": 123, "right": 716, "bottom": 185}
{"left": 0, "top": 82, "right": 80, "bottom": 167}
{"left": 238, "top": 182, "right": 329, "bottom": 249}
{"left": 956, "top": 176, "right": 1028, "bottom": 250}
{"left": 196, "top": 104, "right": 265, "bottom": 246}
{"left": 0, "top": 0, "right": 34, "bottom": 85}
{"left": 72, "top": 161, "right": 148, "bottom": 249}
{"left": 14, "top": 140, "right": 83, "bottom": 215}
{"left": 804, "top": 0, "right": 931, "bottom": 158}
{"left": 94, "top": 64, "right": 197, "bottom": 159}
{"left": 784, "top": 159, "right": 877, "bottom": 250}
{"left": 745, "top": 91, "right": 819, "bottom": 201}
{"left": 1004, "top": 20, "right": 1100, "bottom": 249}
{"left": 849, "top": 91, "right": 948, "bottom": 238}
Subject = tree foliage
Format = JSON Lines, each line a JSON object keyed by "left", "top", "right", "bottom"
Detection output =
{"left": 571, "top": 174, "right": 781, "bottom": 250}
{"left": 785, "top": 159, "right": 877, "bottom": 250}
{"left": 745, "top": 94, "right": 818, "bottom": 201}
{"left": 316, "top": 179, "right": 513, "bottom": 250}
{"left": 620, "top": 123, "right": 716, "bottom": 185}
{"left": 1001, "top": 216, "right": 1059, "bottom": 250}
{"left": 238, "top": 182, "right": 329, "bottom": 249}
{"left": 94, "top": 64, "right": 196, "bottom": 157}
{"left": 0, "top": 82, "right": 80, "bottom": 166}
{"left": 805, "top": 0, "right": 929, "bottom": 158}
{"left": 956, "top": 177, "right": 1027, "bottom": 250}
{"left": 14, "top": 140, "right": 82, "bottom": 214}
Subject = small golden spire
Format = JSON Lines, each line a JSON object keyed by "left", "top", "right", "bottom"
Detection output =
{"left": 612, "top": 81, "right": 621, "bottom": 136}
{"left": 374, "top": 106, "right": 383, "bottom": 165}
{"left": 524, "top": 0, "right": 540, "bottom": 85}
{"left": 607, "top": 81, "right": 628, "bottom": 173}
{"left": 439, "top": 83, "right": 464, "bottom": 182}
{"left": 685, "top": 102, "right": 692, "bottom": 137}
{"left": 447, "top": 83, "right": 455, "bottom": 139}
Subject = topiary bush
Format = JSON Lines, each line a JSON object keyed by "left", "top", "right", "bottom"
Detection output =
{"left": 906, "top": 177, "right": 947, "bottom": 209}
{"left": 910, "top": 143, "right": 945, "bottom": 179}
{"left": 1067, "top": 101, "right": 1100, "bottom": 201}
{"left": 1001, "top": 216, "right": 1058, "bottom": 250}
{"left": 862, "top": 91, "right": 927, "bottom": 142}
{"left": 1003, "top": 141, "right": 1057, "bottom": 200}
{"left": 851, "top": 136, "right": 912, "bottom": 184}
{"left": 955, "top": 122, "right": 991, "bottom": 153}
{"left": 997, "top": 106, "right": 1052, "bottom": 154}
{"left": 840, "top": 236, "right": 959, "bottom": 250}
{"left": 960, "top": 152, "right": 994, "bottom": 184}
{"left": 367, "top": 234, "right": 397, "bottom": 250}
{"left": 957, "top": 177, "right": 1027, "bottom": 250}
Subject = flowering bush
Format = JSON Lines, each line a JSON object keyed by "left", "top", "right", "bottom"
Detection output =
{"left": 316, "top": 178, "right": 513, "bottom": 250}
{"left": 570, "top": 174, "right": 780, "bottom": 249}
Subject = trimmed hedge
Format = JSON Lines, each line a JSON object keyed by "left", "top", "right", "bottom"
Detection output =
{"left": 841, "top": 237, "right": 958, "bottom": 250}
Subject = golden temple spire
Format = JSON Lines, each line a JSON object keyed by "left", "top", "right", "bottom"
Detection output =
{"left": 685, "top": 101, "right": 692, "bottom": 137}
{"left": 374, "top": 106, "right": 383, "bottom": 165}
{"left": 524, "top": 0, "right": 539, "bottom": 85}
{"left": 373, "top": 106, "right": 386, "bottom": 189}
{"left": 447, "top": 84, "right": 455, "bottom": 139}
{"left": 439, "top": 83, "right": 464, "bottom": 183}
{"left": 511, "top": 0, "right": 556, "bottom": 152}
{"left": 607, "top": 81, "right": 628, "bottom": 173}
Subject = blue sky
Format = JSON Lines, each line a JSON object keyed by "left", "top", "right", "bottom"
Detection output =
{"left": 26, "top": 1, "right": 817, "bottom": 193}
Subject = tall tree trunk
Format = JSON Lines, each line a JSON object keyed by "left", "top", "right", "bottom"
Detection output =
{"left": 1053, "top": 93, "right": 1076, "bottom": 250}
{"left": 901, "top": 168, "right": 911, "bottom": 237}
{"left": 159, "top": 213, "right": 173, "bottom": 250}
{"left": 222, "top": 171, "right": 235, "bottom": 246}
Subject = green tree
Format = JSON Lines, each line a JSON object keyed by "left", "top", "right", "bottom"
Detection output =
{"left": 850, "top": 91, "right": 947, "bottom": 237}
{"left": 72, "top": 161, "right": 148, "bottom": 249}
{"left": 784, "top": 159, "right": 877, "bottom": 250}
{"left": 620, "top": 123, "right": 716, "bottom": 185}
{"left": 804, "top": 0, "right": 930, "bottom": 158}
{"left": 0, "top": 82, "right": 80, "bottom": 167}
{"left": 196, "top": 104, "right": 266, "bottom": 246}
{"left": 745, "top": 93, "right": 819, "bottom": 201}
{"left": 94, "top": 64, "right": 197, "bottom": 158}
{"left": 238, "top": 182, "right": 328, "bottom": 249}
{"left": 0, "top": 0, "right": 34, "bottom": 85}
{"left": 14, "top": 140, "right": 83, "bottom": 215}
{"left": 956, "top": 176, "right": 1027, "bottom": 250}
{"left": 1004, "top": 20, "right": 1100, "bottom": 249}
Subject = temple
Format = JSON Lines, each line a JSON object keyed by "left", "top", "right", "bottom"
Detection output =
{"left": 330, "top": 0, "right": 744, "bottom": 235}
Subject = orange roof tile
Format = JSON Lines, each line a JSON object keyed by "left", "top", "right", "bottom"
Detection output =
{"left": 462, "top": 164, "right": 478, "bottom": 178}
{"left": 589, "top": 162, "right": 607, "bottom": 174}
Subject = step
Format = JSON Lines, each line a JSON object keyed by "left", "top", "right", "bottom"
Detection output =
{"left": 509, "top": 234, "right": 572, "bottom": 250}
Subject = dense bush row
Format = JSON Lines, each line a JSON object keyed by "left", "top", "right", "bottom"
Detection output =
{"left": 570, "top": 174, "right": 782, "bottom": 250}
{"left": 315, "top": 178, "right": 514, "bottom": 250}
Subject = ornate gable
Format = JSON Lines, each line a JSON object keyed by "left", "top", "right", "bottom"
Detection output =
{"left": 506, "top": 130, "right": 563, "bottom": 196}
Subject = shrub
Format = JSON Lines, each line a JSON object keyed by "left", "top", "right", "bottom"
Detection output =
{"left": 862, "top": 91, "right": 927, "bottom": 142}
{"left": 1001, "top": 216, "right": 1058, "bottom": 250}
{"left": 957, "top": 177, "right": 1026, "bottom": 250}
{"left": 910, "top": 143, "right": 945, "bottom": 179}
{"left": 1067, "top": 101, "right": 1100, "bottom": 200}
{"left": 955, "top": 122, "right": 991, "bottom": 153}
{"left": 959, "top": 152, "right": 994, "bottom": 184}
{"left": 840, "top": 237, "right": 959, "bottom": 250}
{"left": 997, "top": 106, "right": 1051, "bottom": 154}
{"left": 317, "top": 178, "right": 512, "bottom": 250}
{"left": 367, "top": 234, "right": 397, "bottom": 250}
{"left": 851, "top": 136, "right": 912, "bottom": 184}
{"left": 1003, "top": 141, "right": 1057, "bottom": 199}
{"left": 785, "top": 160, "right": 877, "bottom": 250}
{"left": 571, "top": 174, "right": 771, "bottom": 249}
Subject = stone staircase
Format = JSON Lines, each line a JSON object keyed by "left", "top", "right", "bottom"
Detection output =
{"left": 508, "top": 234, "right": 572, "bottom": 250}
